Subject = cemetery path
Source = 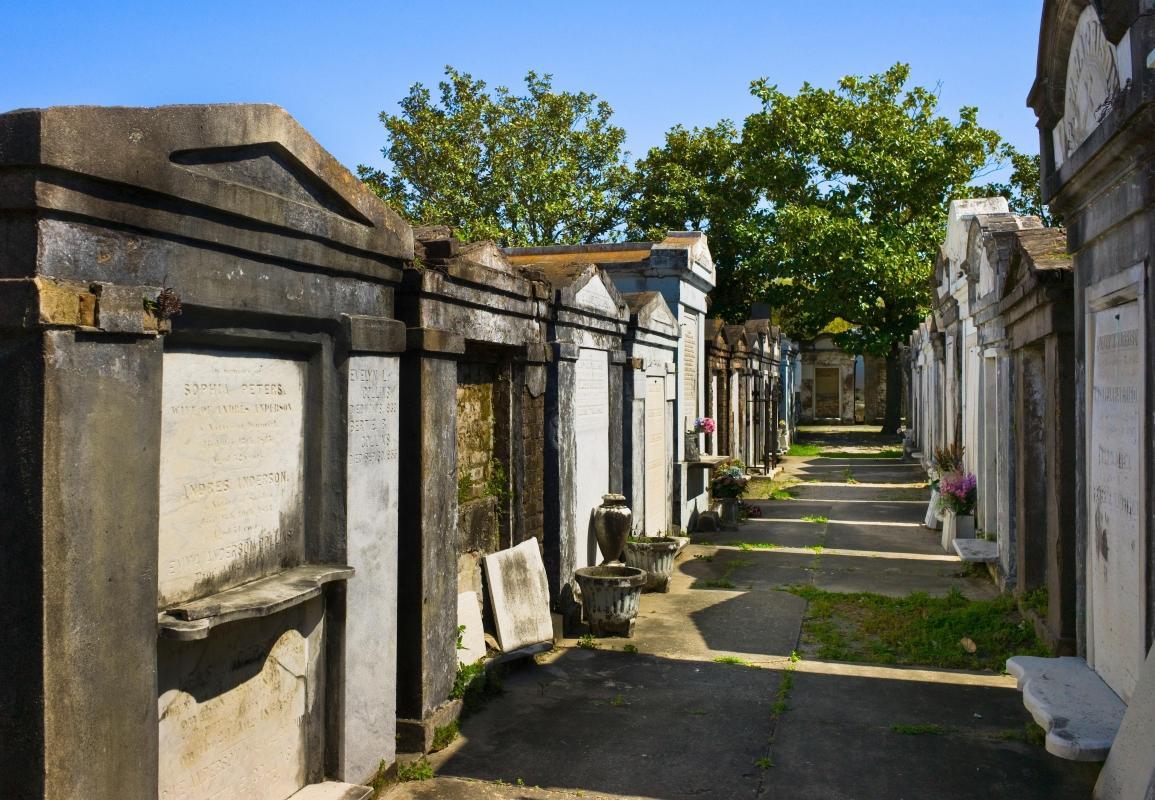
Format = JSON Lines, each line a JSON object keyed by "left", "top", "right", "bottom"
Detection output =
{"left": 384, "top": 427, "right": 1100, "bottom": 800}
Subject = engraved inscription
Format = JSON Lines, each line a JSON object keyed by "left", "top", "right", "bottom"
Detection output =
{"left": 1058, "top": 5, "right": 1120, "bottom": 158}
{"left": 574, "top": 349, "right": 609, "bottom": 567}
{"left": 159, "top": 351, "right": 307, "bottom": 606}
{"left": 644, "top": 376, "right": 667, "bottom": 535}
{"left": 348, "top": 361, "right": 398, "bottom": 467}
{"left": 681, "top": 313, "right": 698, "bottom": 417}
{"left": 158, "top": 608, "right": 316, "bottom": 800}
{"left": 1088, "top": 300, "right": 1143, "bottom": 699}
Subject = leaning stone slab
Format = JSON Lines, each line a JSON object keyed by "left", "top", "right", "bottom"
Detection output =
{"left": 953, "top": 539, "right": 998, "bottom": 563}
{"left": 1006, "top": 655, "right": 1126, "bottom": 761}
{"left": 456, "top": 591, "right": 487, "bottom": 665}
{"left": 1095, "top": 645, "right": 1155, "bottom": 798}
{"left": 483, "top": 540, "right": 554, "bottom": 653}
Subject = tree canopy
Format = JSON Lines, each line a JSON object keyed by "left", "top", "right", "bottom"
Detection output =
{"left": 357, "top": 67, "right": 633, "bottom": 246}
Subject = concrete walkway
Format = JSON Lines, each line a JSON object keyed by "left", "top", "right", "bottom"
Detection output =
{"left": 385, "top": 428, "right": 1100, "bottom": 800}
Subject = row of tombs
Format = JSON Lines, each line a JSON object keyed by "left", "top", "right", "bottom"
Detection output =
{"left": 0, "top": 104, "right": 800, "bottom": 800}
{"left": 904, "top": 1, "right": 1155, "bottom": 790}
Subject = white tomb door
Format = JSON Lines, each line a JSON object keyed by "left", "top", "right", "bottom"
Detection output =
{"left": 644, "top": 376, "right": 668, "bottom": 536}
{"left": 574, "top": 348, "right": 610, "bottom": 568}
{"left": 1087, "top": 295, "right": 1146, "bottom": 701}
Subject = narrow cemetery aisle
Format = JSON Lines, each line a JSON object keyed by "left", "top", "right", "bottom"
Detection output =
{"left": 384, "top": 427, "right": 1100, "bottom": 800}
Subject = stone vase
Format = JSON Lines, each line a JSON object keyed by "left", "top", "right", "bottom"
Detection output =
{"left": 720, "top": 497, "right": 741, "bottom": 530}
{"left": 940, "top": 509, "right": 976, "bottom": 552}
{"left": 624, "top": 537, "right": 679, "bottom": 593}
{"left": 591, "top": 494, "right": 632, "bottom": 564}
{"left": 924, "top": 488, "right": 942, "bottom": 530}
{"left": 574, "top": 565, "right": 647, "bottom": 637}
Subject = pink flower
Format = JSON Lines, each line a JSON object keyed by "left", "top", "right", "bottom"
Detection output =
{"left": 695, "top": 417, "right": 716, "bottom": 434}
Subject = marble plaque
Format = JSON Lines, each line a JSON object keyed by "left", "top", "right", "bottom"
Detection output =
{"left": 644, "top": 376, "right": 668, "bottom": 536}
{"left": 157, "top": 602, "right": 320, "bottom": 800}
{"left": 574, "top": 348, "right": 609, "bottom": 568}
{"left": 456, "top": 590, "right": 487, "bottom": 665}
{"left": 158, "top": 350, "right": 307, "bottom": 606}
{"left": 483, "top": 540, "right": 553, "bottom": 652}
{"left": 1088, "top": 299, "right": 1144, "bottom": 700}
{"left": 681, "top": 312, "right": 698, "bottom": 417}
{"left": 343, "top": 355, "right": 400, "bottom": 778}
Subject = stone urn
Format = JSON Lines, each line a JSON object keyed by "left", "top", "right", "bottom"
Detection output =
{"left": 592, "top": 494, "right": 632, "bottom": 564}
{"left": 574, "top": 565, "right": 647, "bottom": 637}
{"left": 719, "top": 497, "right": 741, "bottom": 530}
{"left": 624, "top": 537, "right": 679, "bottom": 592}
{"left": 924, "top": 487, "right": 942, "bottom": 530}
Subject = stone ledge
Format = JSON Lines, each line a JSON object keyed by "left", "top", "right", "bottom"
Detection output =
{"left": 1006, "top": 655, "right": 1126, "bottom": 761}
{"left": 686, "top": 455, "right": 728, "bottom": 469}
{"left": 158, "top": 564, "right": 354, "bottom": 641}
{"left": 288, "top": 781, "right": 372, "bottom": 800}
{"left": 953, "top": 538, "right": 998, "bottom": 563}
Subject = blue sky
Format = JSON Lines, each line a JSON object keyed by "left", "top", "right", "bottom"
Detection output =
{"left": 2, "top": 1, "right": 1045, "bottom": 175}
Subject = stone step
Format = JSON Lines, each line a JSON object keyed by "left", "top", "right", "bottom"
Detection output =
{"left": 1006, "top": 655, "right": 1126, "bottom": 761}
{"left": 288, "top": 781, "right": 372, "bottom": 800}
{"left": 953, "top": 538, "right": 998, "bottom": 563}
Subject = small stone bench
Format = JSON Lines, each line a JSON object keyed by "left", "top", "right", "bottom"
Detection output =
{"left": 953, "top": 538, "right": 998, "bottom": 563}
{"left": 1006, "top": 655, "right": 1126, "bottom": 761}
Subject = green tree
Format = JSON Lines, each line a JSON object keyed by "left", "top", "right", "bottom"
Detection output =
{"left": 628, "top": 121, "right": 763, "bottom": 314}
{"left": 972, "top": 144, "right": 1058, "bottom": 225}
{"left": 358, "top": 67, "right": 633, "bottom": 246}
{"left": 740, "top": 64, "right": 1001, "bottom": 433}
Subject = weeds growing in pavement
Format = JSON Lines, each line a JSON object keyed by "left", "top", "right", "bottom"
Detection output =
{"left": 788, "top": 586, "right": 1049, "bottom": 670}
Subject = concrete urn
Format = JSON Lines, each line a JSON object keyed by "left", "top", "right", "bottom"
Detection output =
{"left": 624, "top": 537, "right": 679, "bottom": 593}
{"left": 574, "top": 565, "right": 647, "bottom": 637}
{"left": 592, "top": 494, "right": 632, "bottom": 564}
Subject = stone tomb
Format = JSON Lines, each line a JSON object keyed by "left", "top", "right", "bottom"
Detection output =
{"left": 497, "top": 257, "right": 628, "bottom": 621}
{"left": 507, "top": 232, "right": 716, "bottom": 532}
{"left": 393, "top": 231, "right": 550, "bottom": 751}
{"left": 1026, "top": 0, "right": 1155, "bottom": 768}
{"left": 0, "top": 104, "right": 408, "bottom": 799}
{"left": 621, "top": 292, "right": 679, "bottom": 537}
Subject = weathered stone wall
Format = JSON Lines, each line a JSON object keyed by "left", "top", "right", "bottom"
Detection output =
{"left": 864, "top": 355, "right": 888, "bottom": 423}
{"left": 519, "top": 377, "right": 546, "bottom": 544}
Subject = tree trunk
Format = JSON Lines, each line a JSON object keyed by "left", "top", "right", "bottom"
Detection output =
{"left": 882, "top": 343, "right": 903, "bottom": 435}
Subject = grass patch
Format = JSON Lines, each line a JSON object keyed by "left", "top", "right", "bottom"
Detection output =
{"left": 787, "top": 443, "right": 822, "bottom": 457}
{"left": 789, "top": 586, "right": 1049, "bottom": 671}
{"left": 430, "top": 721, "right": 459, "bottom": 752}
{"left": 746, "top": 476, "right": 799, "bottom": 501}
{"left": 451, "top": 661, "right": 504, "bottom": 715}
{"left": 891, "top": 723, "right": 953, "bottom": 736}
{"left": 713, "top": 655, "right": 752, "bottom": 666}
{"left": 702, "top": 578, "right": 737, "bottom": 589}
{"left": 397, "top": 758, "right": 434, "bottom": 782}
{"left": 1021, "top": 587, "right": 1048, "bottom": 617}
{"left": 819, "top": 448, "right": 903, "bottom": 459}
{"left": 800, "top": 515, "right": 829, "bottom": 524}
{"left": 622, "top": 644, "right": 639, "bottom": 654}
{"left": 577, "top": 633, "right": 598, "bottom": 649}
{"left": 841, "top": 468, "right": 859, "bottom": 484}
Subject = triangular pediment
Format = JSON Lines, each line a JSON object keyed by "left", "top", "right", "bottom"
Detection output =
{"left": 171, "top": 142, "right": 373, "bottom": 226}
{"left": 574, "top": 271, "right": 623, "bottom": 315}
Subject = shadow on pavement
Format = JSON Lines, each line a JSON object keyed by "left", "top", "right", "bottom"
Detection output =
{"left": 431, "top": 648, "right": 780, "bottom": 799}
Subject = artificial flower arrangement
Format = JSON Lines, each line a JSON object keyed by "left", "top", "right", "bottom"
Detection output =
{"left": 938, "top": 471, "right": 977, "bottom": 515}
{"left": 692, "top": 417, "right": 716, "bottom": 434}
{"left": 928, "top": 443, "right": 965, "bottom": 490}
{"left": 710, "top": 458, "right": 749, "bottom": 499}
